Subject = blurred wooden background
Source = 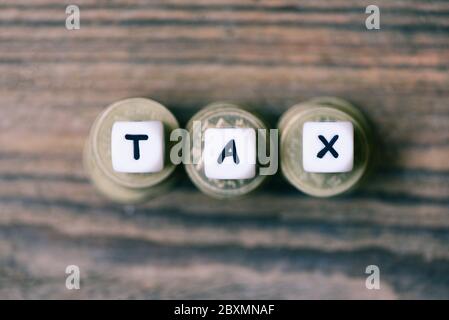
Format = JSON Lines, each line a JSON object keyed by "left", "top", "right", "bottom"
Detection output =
{"left": 0, "top": 0, "right": 448, "bottom": 299}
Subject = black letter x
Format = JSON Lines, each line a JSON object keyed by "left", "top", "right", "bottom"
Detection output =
{"left": 125, "top": 134, "right": 148, "bottom": 160}
{"left": 317, "top": 135, "right": 339, "bottom": 159}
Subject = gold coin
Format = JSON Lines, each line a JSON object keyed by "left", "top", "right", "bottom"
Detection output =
{"left": 84, "top": 98, "right": 179, "bottom": 204}
{"left": 184, "top": 102, "right": 268, "bottom": 199}
{"left": 279, "top": 97, "right": 371, "bottom": 197}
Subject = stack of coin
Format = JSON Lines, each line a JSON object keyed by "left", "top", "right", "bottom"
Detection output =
{"left": 84, "top": 98, "right": 179, "bottom": 204}
{"left": 279, "top": 97, "right": 371, "bottom": 197}
{"left": 184, "top": 102, "right": 269, "bottom": 199}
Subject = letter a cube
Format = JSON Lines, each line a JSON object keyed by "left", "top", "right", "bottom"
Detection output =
{"left": 204, "top": 128, "right": 256, "bottom": 179}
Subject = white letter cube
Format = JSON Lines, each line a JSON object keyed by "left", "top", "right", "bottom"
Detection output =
{"left": 204, "top": 128, "right": 256, "bottom": 180}
{"left": 111, "top": 121, "right": 164, "bottom": 173}
{"left": 302, "top": 121, "right": 353, "bottom": 173}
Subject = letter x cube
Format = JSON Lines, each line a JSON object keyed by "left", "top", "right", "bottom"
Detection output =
{"left": 302, "top": 121, "right": 354, "bottom": 173}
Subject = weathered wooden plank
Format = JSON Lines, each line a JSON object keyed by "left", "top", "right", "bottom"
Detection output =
{"left": 0, "top": 0, "right": 448, "bottom": 299}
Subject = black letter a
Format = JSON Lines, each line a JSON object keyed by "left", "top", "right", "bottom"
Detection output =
{"left": 217, "top": 139, "right": 239, "bottom": 164}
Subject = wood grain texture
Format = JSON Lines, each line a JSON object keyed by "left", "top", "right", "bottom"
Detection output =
{"left": 0, "top": 0, "right": 449, "bottom": 299}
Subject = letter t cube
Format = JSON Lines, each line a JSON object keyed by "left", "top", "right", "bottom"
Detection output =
{"left": 111, "top": 121, "right": 164, "bottom": 173}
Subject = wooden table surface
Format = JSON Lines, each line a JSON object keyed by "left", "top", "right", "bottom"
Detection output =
{"left": 1, "top": 0, "right": 448, "bottom": 299}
